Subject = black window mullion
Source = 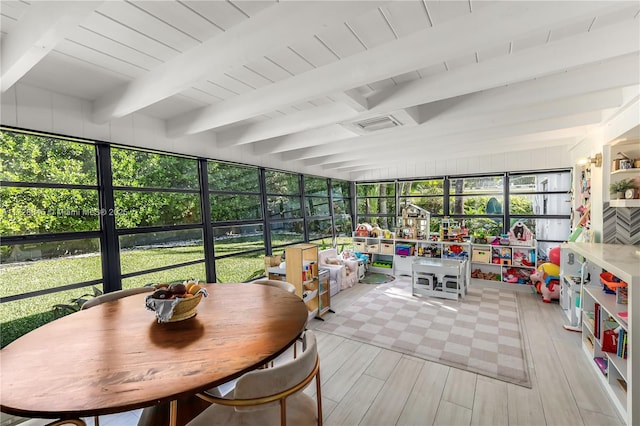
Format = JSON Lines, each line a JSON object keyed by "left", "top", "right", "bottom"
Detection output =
{"left": 300, "top": 174, "right": 309, "bottom": 242}
{"left": 96, "top": 144, "right": 121, "bottom": 293}
{"left": 443, "top": 177, "right": 451, "bottom": 215}
{"left": 503, "top": 172, "right": 509, "bottom": 234}
{"left": 199, "top": 159, "right": 216, "bottom": 283}
{"left": 259, "top": 168, "right": 272, "bottom": 255}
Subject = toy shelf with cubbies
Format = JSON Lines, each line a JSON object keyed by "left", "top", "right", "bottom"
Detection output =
{"left": 470, "top": 241, "right": 537, "bottom": 289}
{"left": 565, "top": 242, "right": 638, "bottom": 426}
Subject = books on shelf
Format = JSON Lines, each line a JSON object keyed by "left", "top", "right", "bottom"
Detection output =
{"left": 617, "top": 328, "right": 628, "bottom": 359}
{"left": 594, "top": 356, "right": 608, "bottom": 376}
{"left": 594, "top": 303, "right": 601, "bottom": 338}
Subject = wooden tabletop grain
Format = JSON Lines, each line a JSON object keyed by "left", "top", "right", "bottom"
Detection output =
{"left": 0, "top": 283, "right": 308, "bottom": 420}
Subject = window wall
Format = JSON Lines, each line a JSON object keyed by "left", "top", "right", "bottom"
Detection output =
{"left": 356, "top": 182, "right": 396, "bottom": 230}
{"left": 0, "top": 128, "right": 353, "bottom": 347}
{"left": 0, "top": 130, "right": 102, "bottom": 346}
{"left": 111, "top": 147, "right": 206, "bottom": 288}
{"left": 333, "top": 179, "right": 354, "bottom": 249}
{"left": 305, "top": 176, "right": 332, "bottom": 247}
{"left": 209, "top": 161, "right": 264, "bottom": 283}
{"left": 355, "top": 170, "right": 572, "bottom": 260}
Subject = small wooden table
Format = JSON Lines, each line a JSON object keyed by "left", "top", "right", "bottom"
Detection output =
{"left": 0, "top": 284, "right": 308, "bottom": 425}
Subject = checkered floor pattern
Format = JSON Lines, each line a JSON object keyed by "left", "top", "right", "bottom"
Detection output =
{"left": 310, "top": 277, "right": 531, "bottom": 388}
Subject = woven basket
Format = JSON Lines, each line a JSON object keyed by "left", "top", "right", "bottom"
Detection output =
{"left": 167, "top": 292, "right": 204, "bottom": 322}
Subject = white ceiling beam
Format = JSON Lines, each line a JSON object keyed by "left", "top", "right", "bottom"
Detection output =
{"left": 302, "top": 112, "right": 602, "bottom": 166}
{"left": 91, "top": 1, "right": 385, "bottom": 123}
{"left": 168, "top": 1, "right": 622, "bottom": 136}
{"left": 246, "top": 26, "right": 639, "bottom": 155}
{"left": 1, "top": 1, "right": 101, "bottom": 92}
{"left": 253, "top": 125, "right": 357, "bottom": 155}
{"left": 323, "top": 138, "right": 578, "bottom": 172}
{"left": 216, "top": 103, "right": 359, "bottom": 148}
{"left": 331, "top": 89, "right": 370, "bottom": 112}
{"left": 283, "top": 88, "right": 623, "bottom": 161}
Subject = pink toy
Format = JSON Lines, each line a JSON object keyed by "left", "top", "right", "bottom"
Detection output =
{"left": 530, "top": 262, "right": 560, "bottom": 303}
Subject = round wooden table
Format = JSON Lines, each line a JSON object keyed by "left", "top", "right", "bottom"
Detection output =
{"left": 0, "top": 284, "right": 308, "bottom": 424}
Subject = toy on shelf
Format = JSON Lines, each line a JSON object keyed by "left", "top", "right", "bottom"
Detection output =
{"left": 440, "top": 217, "right": 466, "bottom": 241}
{"left": 370, "top": 224, "right": 382, "bottom": 238}
{"left": 530, "top": 248, "right": 561, "bottom": 303}
{"left": 355, "top": 223, "right": 372, "bottom": 237}
{"left": 508, "top": 221, "right": 535, "bottom": 246}
{"left": 397, "top": 203, "right": 430, "bottom": 240}
{"left": 491, "top": 246, "right": 512, "bottom": 265}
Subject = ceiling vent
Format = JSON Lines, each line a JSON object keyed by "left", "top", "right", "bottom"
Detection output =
{"left": 353, "top": 115, "right": 402, "bottom": 132}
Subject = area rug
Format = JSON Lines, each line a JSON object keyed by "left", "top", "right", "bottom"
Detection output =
{"left": 359, "top": 272, "right": 395, "bottom": 284}
{"left": 310, "top": 277, "right": 531, "bottom": 388}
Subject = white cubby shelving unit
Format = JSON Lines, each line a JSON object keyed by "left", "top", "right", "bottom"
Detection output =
{"left": 565, "top": 242, "right": 639, "bottom": 426}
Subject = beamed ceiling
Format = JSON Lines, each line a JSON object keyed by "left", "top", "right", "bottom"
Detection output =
{"left": 1, "top": 0, "right": 639, "bottom": 179}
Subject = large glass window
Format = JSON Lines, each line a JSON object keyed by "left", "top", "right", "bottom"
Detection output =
{"left": 509, "top": 171, "right": 572, "bottom": 260}
{"left": 213, "top": 224, "right": 264, "bottom": 256}
{"left": 270, "top": 221, "right": 305, "bottom": 247}
{"left": 209, "top": 161, "right": 260, "bottom": 192}
{"left": 0, "top": 129, "right": 102, "bottom": 348}
{"left": 112, "top": 148, "right": 198, "bottom": 189}
{"left": 119, "top": 229, "right": 204, "bottom": 275}
{"left": 266, "top": 170, "right": 304, "bottom": 249}
{"left": 447, "top": 175, "right": 504, "bottom": 236}
{"left": 209, "top": 161, "right": 264, "bottom": 282}
{"left": 210, "top": 194, "right": 262, "bottom": 221}
{"left": 112, "top": 147, "right": 205, "bottom": 285}
{"left": 399, "top": 179, "right": 444, "bottom": 232}
{"left": 354, "top": 171, "right": 571, "bottom": 261}
{"left": 265, "top": 170, "right": 300, "bottom": 194}
{"left": 356, "top": 182, "right": 395, "bottom": 230}
{"left": 332, "top": 179, "right": 353, "bottom": 247}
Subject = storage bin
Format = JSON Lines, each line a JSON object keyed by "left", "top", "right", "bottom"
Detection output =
{"left": 395, "top": 244, "right": 413, "bottom": 256}
{"left": 380, "top": 243, "right": 394, "bottom": 255}
{"left": 472, "top": 248, "right": 490, "bottom": 263}
{"left": 366, "top": 243, "right": 380, "bottom": 253}
{"left": 354, "top": 241, "right": 366, "bottom": 251}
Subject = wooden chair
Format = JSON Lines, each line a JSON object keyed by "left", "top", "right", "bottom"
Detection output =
{"left": 189, "top": 330, "right": 322, "bottom": 426}
{"left": 253, "top": 279, "right": 296, "bottom": 294}
{"left": 80, "top": 287, "right": 154, "bottom": 310}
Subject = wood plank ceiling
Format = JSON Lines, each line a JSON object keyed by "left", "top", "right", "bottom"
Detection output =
{"left": 1, "top": 0, "right": 639, "bottom": 178}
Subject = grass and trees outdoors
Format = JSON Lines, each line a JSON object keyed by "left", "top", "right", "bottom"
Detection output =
{"left": 1, "top": 131, "right": 349, "bottom": 347}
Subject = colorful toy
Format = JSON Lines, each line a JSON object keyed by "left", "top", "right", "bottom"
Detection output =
{"left": 530, "top": 262, "right": 560, "bottom": 303}
{"left": 355, "top": 223, "right": 372, "bottom": 237}
{"left": 508, "top": 221, "right": 534, "bottom": 245}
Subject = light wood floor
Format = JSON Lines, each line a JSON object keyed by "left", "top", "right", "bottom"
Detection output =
{"left": 309, "top": 279, "right": 624, "bottom": 426}
{"left": 3, "top": 279, "right": 624, "bottom": 426}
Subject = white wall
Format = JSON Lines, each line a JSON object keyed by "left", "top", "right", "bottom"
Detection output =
{"left": 567, "top": 88, "right": 640, "bottom": 241}
{"left": 0, "top": 83, "right": 351, "bottom": 179}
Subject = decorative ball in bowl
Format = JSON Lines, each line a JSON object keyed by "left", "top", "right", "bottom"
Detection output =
{"left": 145, "top": 282, "right": 208, "bottom": 323}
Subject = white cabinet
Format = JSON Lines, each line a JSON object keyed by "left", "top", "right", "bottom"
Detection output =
{"left": 566, "top": 242, "right": 639, "bottom": 426}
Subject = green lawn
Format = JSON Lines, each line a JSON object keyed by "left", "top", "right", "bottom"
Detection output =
{"left": 0, "top": 237, "right": 352, "bottom": 348}
{"left": 0, "top": 245, "right": 264, "bottom": 348}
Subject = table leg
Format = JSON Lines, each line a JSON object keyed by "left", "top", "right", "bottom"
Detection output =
{"left": 170, "top": 400, "right": 178, "bottom": 426}
{"left": 137, "top": 395, "right": 210, "bottom": 426}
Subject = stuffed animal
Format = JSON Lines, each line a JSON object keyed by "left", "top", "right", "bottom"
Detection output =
{"left": 530, "top": 262, "right": 560, "bottom": 303}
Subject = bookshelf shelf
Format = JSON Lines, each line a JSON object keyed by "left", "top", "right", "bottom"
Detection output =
{"left": 567, "top": 242, "right": 638, "bottom": 425}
